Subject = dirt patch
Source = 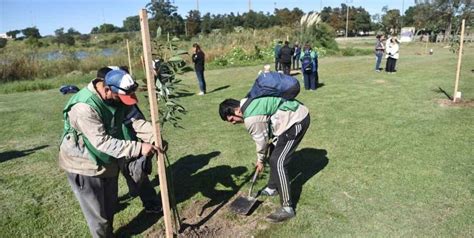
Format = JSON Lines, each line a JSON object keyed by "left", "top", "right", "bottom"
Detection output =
{"left": 146, "top": 194, "right": 276, "bottom": 237}
{"left": 437, "top": 99, "right": 474, "bottom": 108}
{"left": 374, "top": 80, "right": 386, "bottom": 84}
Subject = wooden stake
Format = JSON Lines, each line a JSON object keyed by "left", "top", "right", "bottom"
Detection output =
{"left": 126, "top": 39, "right": 133, "bottom": 76}
{"left": 139, "top": 9, "right": 173, "bottom": 238}
{"left": 453, "top": 19, "right": 465, "bottom": 103}
{"left": 140, "top": 55, "right": 146, "bottom": 75}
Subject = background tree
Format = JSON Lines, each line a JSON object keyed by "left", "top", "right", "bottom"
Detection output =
{"left": 201, "top": 13, "right": 212, "bottom": 34}
{"left": 274, "top": 8, "right": 304, "bottom": 27}
{"left": 90, "top": 23, "right": 122, "bottom": 34}
{"left": 6, "top": 30, "right": 21, "bottom": 39}
{"left": 53, "top": 28, "right": 75, "bottom": 46}
{"left": 320, "top": 7, "right": 332, "bottom": 22}
{"left": 430, "top": 0, "right": 472, "bottom": 41}
{"left": 243, "top": 10, "right": 258, "bottom": 29}
{"left": 186, "top": 10, "right": 201, "bottom": 36}
{"left": 21, "top": 27, "right": 41, "bottom": 39}
{"left": 147, "top": 0, "right": 184, "bottom": 36}
{"left": 353, "top": 7, "right": 371, "bottom": 34}
{"left": 123, "top": 15, "right": 141, "bottom": 32}
{"left": 327, "top": 5, "right": 346, "bottom": 34}
{"left": 381, "top": 9, "right": 401, "bottom": 34}
{"left": 90, "top": 27, "right": 99, "bottom": 34}
{"left": 67, "top": 28, "right": 81, "bottom": 36}
{"left": 403, "top": 4, "right": 436, "bottom": 39}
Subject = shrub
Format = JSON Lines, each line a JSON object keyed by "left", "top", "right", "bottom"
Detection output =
{"left": 0, "top": 38, "right": 7, "bottom": 48}
{"left": 340, "top": 47, "right": 373, "bottom": 56}
{"left": 0, "top": 53, "right": 38, "bottom": 82}
{"left": 301, "top": 22, "right": 338, "bottom": 51}
{"left": 25, "top": 37, "right": 44, "bottom": 48}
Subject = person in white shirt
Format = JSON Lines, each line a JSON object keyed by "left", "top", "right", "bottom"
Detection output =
{"left": 385, "top": 36, "right": 400, "bottom": 73}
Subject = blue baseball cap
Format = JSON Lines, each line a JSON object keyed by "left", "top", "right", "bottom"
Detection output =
{"left": 104, "top": 69, "right": 138, "bottom": 105}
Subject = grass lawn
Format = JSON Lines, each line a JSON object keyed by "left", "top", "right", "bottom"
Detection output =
{"left": 0, "top": 42, "right": 473, "bottom": 237}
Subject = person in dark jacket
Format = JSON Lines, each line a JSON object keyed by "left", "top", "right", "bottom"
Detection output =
{"left": 292, "top": 42, "right": 301, "bottom": 70}
{"left": 278, "top": 41, "right": 294, "bottom": 75}
{"left": 274, "top": 41, "right": 283, "bottom": 71}
{"left": 192, "top": 43, "right": 206, "bottom": 95}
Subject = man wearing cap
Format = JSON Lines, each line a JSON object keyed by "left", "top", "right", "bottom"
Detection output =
{"left": 59, "top": 69, "right": 158, "bottom": 237}
{"left": 96, "top": 66, "right": 162, "bottom": 214}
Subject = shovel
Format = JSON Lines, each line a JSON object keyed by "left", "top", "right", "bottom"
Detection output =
{"left": 229, "top": 169, "right": 259, "bottom": 215}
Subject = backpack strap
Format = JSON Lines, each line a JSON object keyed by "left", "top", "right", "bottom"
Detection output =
{"left": 240, "top": 97, "right": 252, "bottom": 114}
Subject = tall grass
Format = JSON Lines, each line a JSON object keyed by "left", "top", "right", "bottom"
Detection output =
{"left": 1, "top": 26, "right": 374, "bottom": 83}
{"left": 0, "top": 48, "right": 129, "bottom": 82}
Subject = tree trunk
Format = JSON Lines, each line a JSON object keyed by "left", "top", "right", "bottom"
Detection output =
{"left": 444, "top": 14, "right": 453, "bottom": 42}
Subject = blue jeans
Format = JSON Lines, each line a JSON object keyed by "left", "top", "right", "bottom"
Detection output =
{"left": 375, "top": 51, "right": 383, "bottom": 70}
{"left": 302, "top": 72, "right": 316, "bottom": 90}
{"left": 195, "top": 70, "right": 206, "bottom": 93}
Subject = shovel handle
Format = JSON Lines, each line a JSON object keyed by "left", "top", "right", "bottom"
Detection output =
{"left": 248, "top": 170, "right": 258, "bottom": 197}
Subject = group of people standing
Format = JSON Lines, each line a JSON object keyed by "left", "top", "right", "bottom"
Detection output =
{"left": 274, "top": 40, "right": 320, "bottom": 90}
{"left": 374, "top": 34, "right": 400, "bottom": 73}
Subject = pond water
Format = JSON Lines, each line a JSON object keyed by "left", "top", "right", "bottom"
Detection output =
{"left": 43, "top": 48, "right": 117, "bottom": 60}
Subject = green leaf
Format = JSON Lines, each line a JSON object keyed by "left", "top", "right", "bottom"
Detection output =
{"left": 174, "top": 50, "right": 189, "bottom": 55}
{"left": 168, "top": 56, "right": 183, "bottom": 62}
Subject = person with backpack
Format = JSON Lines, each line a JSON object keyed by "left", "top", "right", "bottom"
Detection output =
{"left": 59, "top": 69, "right": 159, "bottom": 237}
{"left": 192, "top": 43, "right": 206, "bottom": 95}
{"left": 300, "top": 43, "right": 318, "bottom": 90}
{"left": 274, "top": 40, "right": 283, "bottom": 71}
{"left": 218, "top": 72, "right": 310, "bottom": 223}
{"left": 278, "top": 41, "right": 294, "bottom": 75}
{"left": 292, "top": 42, "right": 301, "bottom": 70}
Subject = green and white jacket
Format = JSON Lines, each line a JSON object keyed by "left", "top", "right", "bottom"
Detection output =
{"left": 59, "top": 80, "right": 154, "bottom": 177}
{"left": 241, "top": 97, "right": 309, "bottom": 163}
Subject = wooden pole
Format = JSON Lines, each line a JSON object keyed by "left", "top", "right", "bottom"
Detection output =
{"left": 139, "top": 9, "right": 174, "bottom": 238}
{"left": 126, "top": 39, "right": 133, "bottom": 76}
{"left": 140, "top": 55, "right": 146, "bottom": 75}
{"left": 453, "top": 19, "right": 465, "bottom": 103}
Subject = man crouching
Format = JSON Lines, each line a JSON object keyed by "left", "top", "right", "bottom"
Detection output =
{"left": 219, "top": 96, "right": 310, "bottom": 222}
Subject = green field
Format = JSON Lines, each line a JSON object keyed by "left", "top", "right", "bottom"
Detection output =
{"left": 0, "top": 42, "right": 473, "bottom": 237}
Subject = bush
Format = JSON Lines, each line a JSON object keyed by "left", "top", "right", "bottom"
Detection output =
{"left": 25, "top": 37, "right": 44, "bottom": 48}
{"left": 301, "top": 23, "right": 338, "bottom": 51}
{"left": 0, "top": 53, "right": 38, "bottom": 82}
{"left": 0, "top": 38, "right": 7, "bottom": 48}
{"left": 340, "top": 47, "right": 373, "bottom": 56}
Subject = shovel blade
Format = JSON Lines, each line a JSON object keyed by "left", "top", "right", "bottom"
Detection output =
{"left": 229, "top": 196, "right": 257, "bottom": 215}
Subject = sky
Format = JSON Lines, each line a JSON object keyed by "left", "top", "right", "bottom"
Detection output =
{"left": 0, "top": 0, "right": 414, "bottom": 36}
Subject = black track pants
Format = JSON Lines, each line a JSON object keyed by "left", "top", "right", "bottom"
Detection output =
{"left": 267, "top": 114, "right": 310, "bottom": 207}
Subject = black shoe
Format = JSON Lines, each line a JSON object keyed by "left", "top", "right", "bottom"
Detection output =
{"left": 265, "top": 207, "right": 295, "bottom": 223}
{"left": 260, "top": 187, "right": 279, "bottom": 196}
{"left": 144, "top": 205, "right": 162, "bottom": 214}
